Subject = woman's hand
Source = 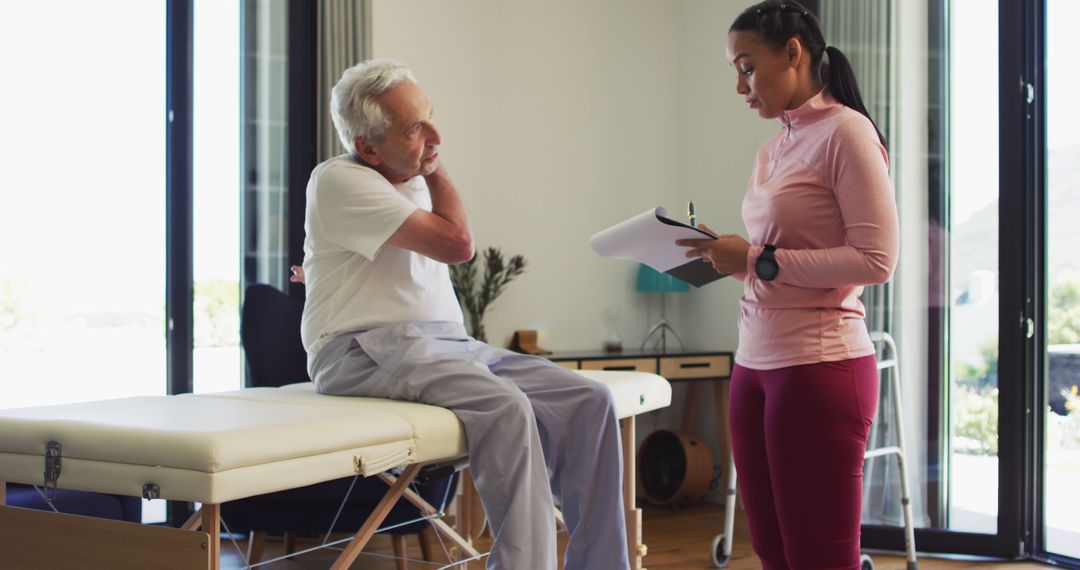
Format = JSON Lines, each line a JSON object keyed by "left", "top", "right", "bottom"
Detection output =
{"left": 289, "top": 265, "right": 306, "bottom": 284}
{"left": 675, "top": 223, "right": 751, "bottom": 275}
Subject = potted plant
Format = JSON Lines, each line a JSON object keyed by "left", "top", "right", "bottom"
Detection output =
{"left": 449, "top": 247, "right": 526, "bottom": 343}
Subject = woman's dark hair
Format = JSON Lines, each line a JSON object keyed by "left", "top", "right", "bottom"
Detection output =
{"left": 730, "top": 0, "right": 886, "bottom": 147}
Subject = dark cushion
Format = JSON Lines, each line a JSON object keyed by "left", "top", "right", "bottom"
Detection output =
{"left": 219, "top": 474, "right": 458, "bottom": 535}
{"left": 6, "top": 483, "right": 141, "bottom": 523}
{"left": 241, "top": 284, "right": 310, "bottom": 388}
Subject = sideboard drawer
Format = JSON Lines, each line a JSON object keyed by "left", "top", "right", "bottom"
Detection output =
{"left": 659, "top": 355, "right": 731, "bottom": 380}
{"left": 554, "top": 360, "right": 581, "bottom": 370}
{"left": 580, "top": 358, "right": 658, "bottom": 374}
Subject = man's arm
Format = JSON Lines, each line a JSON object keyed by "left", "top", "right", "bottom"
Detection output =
{"left": 385, "top": 164, "right": 474, "bottom": 264}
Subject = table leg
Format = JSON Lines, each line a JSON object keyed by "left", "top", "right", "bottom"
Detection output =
{"left": 621, "top": 417, "right": 644, "bottom": 570}
{"left": 203, "top": 503, "right": 220, "bottom": 570}
{"left": 246, "top": 531, "right": 266, "bottom": 565}
{"left": 331, "top": 464, "right": 422, "bottom": 570}
{"left": 713, "top": 379, "right": 735, "bottom": 509}
{"left": 458, "top": 468, "right": 474, "bottom": 568}
{"left": 682, "top": 380, "right": 703, "bottom": 434}
{"left": 180, "top": 509, "right": 202, "bottom": 531}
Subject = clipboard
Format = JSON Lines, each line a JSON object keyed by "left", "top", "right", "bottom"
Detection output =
{"left": 590, "top": 207, "right": 727, "bottom": 287}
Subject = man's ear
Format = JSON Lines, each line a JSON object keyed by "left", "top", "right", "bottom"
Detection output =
{"left": 354, "top": 138, "right": 381, "bottom": 165}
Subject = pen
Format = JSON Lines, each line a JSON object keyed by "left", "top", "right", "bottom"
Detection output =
{"left": 688, "top": 201, "right": 697, "bottom": 228}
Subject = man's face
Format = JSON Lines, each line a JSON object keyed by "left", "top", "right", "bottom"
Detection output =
{"left": 359, "top": 80, "right": 442, "bottom": 183}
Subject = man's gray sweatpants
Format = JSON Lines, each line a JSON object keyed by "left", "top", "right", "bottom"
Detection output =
{"left": 310, "top": 321, "right": 630, "bottom": 570}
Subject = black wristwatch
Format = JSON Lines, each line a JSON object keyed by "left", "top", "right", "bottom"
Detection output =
{"left": 755, "top": 244, "right": 779, "bottom": 281}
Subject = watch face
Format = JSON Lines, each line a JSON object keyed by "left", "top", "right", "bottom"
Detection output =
{"left": 756, "top": 258, "right": 778, "bottom": 280}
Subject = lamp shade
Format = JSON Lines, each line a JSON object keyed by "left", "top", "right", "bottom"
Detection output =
{"left": 636, "top": 263, "right": 690, "bottom": 293}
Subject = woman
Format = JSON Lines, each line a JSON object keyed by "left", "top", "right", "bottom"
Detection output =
{"left": 676, "top": 1, "right": 899, "bottom": 567}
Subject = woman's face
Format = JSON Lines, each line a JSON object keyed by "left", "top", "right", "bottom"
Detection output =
{"left": 726, "top": 30, "right": 800, "bottom": 119}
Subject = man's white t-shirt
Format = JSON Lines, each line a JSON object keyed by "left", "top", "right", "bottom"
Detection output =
{"left": 300, "top": 154, "right": 464, "bottom": 359}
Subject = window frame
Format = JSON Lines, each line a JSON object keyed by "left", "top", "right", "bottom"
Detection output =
{"left": 163, "top": 0, "right": 315, "bottom": 526}
{"left": 858, "top": 0, "right": 1032, "bottom": 557}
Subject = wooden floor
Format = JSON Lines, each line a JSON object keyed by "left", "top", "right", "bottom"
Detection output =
{"left": 221, "top": 503, "right": 1053, "bottom": 569}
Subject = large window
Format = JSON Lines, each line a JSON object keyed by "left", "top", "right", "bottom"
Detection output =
{"left": 947, "top": 0, "right": 1000, "bottom": 535}
{"left": 1043, "top": 0, "right": 1080, "bottom": 559}
{"left": 193, "top": 0, "right": 243, "bottom": 395}
{"left": 0, "top": 0, "right": 301, "bottom": 408}
{"left": 830, "top": 0, "right": 1079, "bottom": 563}
{"left": 0, "top": 1, "right": 168, "bottom": 408}
{"left": 1, "top": 0, "right": 306, "bottom": 524}
{"left": 243, "top": 0, "right": 295, "bottom": 293}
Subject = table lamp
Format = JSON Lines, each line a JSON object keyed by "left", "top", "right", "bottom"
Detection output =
{"left": 636, "top": 263, "right": 688, "bottom": 352}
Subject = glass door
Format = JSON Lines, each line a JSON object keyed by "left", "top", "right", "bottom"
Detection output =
{"left": 192, "top": 0, "right": 243, "bottom": 394}
{"left": 947, "top": 0, "right": 1000, "bottom": 535}
{"left": 1042, "top": 0, "right": 1080, "bottom": 560}
{"left": 846, "top": 0, "right": 1027, "bottom": 555}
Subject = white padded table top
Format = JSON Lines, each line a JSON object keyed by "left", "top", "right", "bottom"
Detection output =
{"left": 0, "top": 370, "right": 670, "bottom": 504}
{"left": 0, "top": 393, "right": 421, "bottom": 473}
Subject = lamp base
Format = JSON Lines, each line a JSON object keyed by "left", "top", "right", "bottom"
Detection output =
{"left": 640, "top": 319, "right": 685, "bottom": 353}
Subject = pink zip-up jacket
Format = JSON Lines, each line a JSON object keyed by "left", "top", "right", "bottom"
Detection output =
{"left": 733, "top": 89, "right": 899, "bottom": 370}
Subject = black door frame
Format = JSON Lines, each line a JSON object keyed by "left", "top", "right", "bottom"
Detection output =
{"left": 164, "top": 0, "right": 316, "bottom": 527}
{"left": 860, "top": 0, "right": 1036, "bottom": 558}
{"left": 1029, "top": 0, "right": 1079, "bottom": 565}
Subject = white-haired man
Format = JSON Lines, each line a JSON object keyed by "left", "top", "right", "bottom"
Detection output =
{"left": 299, "top": 59, "right": 629, "bottom": 570}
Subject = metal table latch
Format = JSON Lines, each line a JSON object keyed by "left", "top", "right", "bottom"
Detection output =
{"left": 43, "top": 440, "right": 62, "bottom": 500}
{"left": 142, "top": 483, "right": 161, "bottom": 500}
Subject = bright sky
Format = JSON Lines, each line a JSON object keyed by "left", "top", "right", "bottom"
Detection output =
{"left": 1046, "top": 0, "right": 1080, "bottom": 152}
{"left": 193, "top": 0, "right": 241, "bottom": 282}
{"left": 0, "top": 1, "right": 168, "bottom": 312}
{"left": 951, "top": 0, "right": 999, "bottom": 225}
{"left": 950, "top": 0, "right": 1077, "bottom": 225}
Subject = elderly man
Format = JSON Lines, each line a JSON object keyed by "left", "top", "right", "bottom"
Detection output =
{"left": 300, "top": 59, "right": 629, "bottom": 570}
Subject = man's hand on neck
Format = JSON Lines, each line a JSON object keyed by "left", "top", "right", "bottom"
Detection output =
{"left": 378, "top": 159, "right": 474, "bottom": 264}
{"left": 423, "top": 162, "right": 449, "bottom": 186}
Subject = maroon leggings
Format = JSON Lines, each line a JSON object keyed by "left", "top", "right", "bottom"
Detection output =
{"left": 729, "top": 356, "right": 879, "bottom": 569}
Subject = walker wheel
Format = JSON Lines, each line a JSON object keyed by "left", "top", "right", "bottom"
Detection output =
{"left": 860, "top": 554, "right": 875, "bottom": 570}
{"left": 711, "top": 534, "right": 730, "bottom": 567}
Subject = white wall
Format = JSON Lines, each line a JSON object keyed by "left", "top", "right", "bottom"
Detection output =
{"left": 370, "top": 0, "right": 774, "bottom": 503}
{"left": 373, "top": 0, "right": 680, "bottom": 352}
{"left": 665, "top": 3, "right": 775, "bottom": 488}
{"left": 674, "top": 0, "right": 768, "bottom": 355}
{"left": 369, "top": 0, "right": 769, "bottom": 353}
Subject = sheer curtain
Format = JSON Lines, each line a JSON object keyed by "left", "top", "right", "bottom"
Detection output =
{"left": 818, "top": 0, "right": 894, "bottom": 334}
{"left": 817, "top": 0, "right": 922, "bottom": 528}
{"left": 242, "top": 0, "right": 369, "bottom": 291}
{"left": 244, "top": 0, "right": 291, "bottom": 291}
{"left": 317, "top": 0, "right": 371, "bottom": 162}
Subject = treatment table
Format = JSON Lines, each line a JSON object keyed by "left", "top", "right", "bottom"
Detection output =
{"left": 0, "top": 369, "right": 670, "bottom": 569}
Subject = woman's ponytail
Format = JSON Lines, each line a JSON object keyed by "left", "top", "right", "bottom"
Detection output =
{"left": 824, "top": 45, "right": 886, "bottom": 147}
{"left": 731, "top": 1, "right": 887, "bottom": 148}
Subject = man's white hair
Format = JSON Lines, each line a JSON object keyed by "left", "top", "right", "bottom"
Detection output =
{"left": 330, "top": 59, "right": 417, "bottom": 153}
